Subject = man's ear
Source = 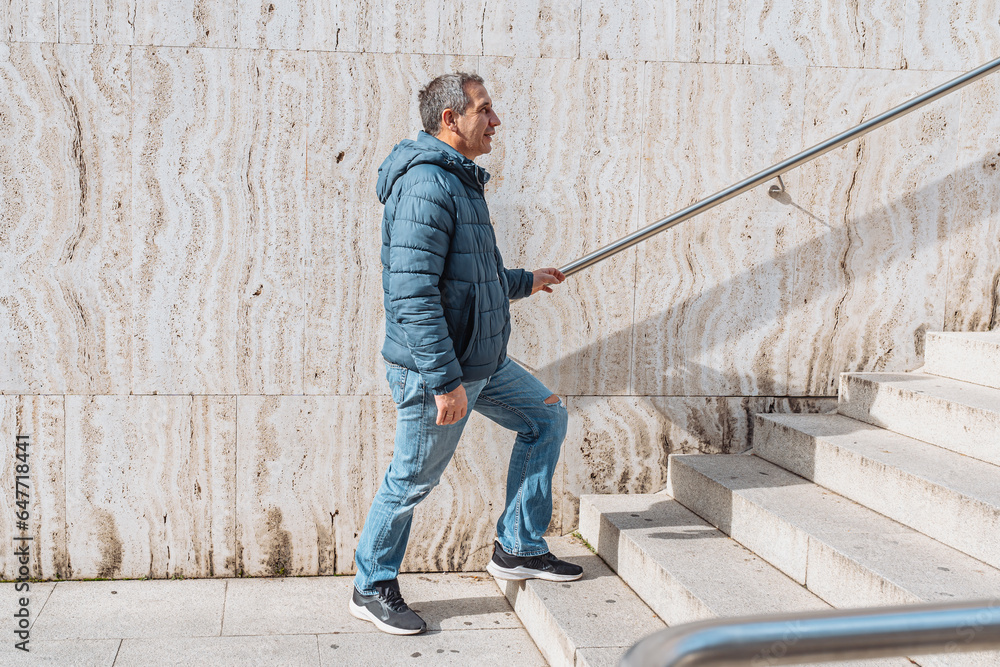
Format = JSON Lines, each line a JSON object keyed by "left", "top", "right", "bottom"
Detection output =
{"left": 440, "top": 108, "right": 456, "bottom": 133}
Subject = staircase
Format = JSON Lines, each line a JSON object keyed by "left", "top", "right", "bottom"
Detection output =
{"left": 496, "top": 330, "right": 1000, "bottom": 667}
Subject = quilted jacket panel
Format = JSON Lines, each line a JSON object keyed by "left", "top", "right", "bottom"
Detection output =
{"left": 376, "top": 131, "right": 533, "bottom": 394}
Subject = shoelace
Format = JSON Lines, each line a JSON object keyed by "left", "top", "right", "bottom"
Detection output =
{"left": 378, "top": 586, "right": 411, "bottom": 613}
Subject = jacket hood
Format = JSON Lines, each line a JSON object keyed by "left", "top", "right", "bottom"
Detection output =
{"left": 376, "top": 131, "right": 491, "bottom": 204}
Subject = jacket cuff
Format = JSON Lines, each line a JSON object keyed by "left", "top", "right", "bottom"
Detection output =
{"left": 431, "top": 377, "right": 463, "bottom": 395}
{"left": 514, "top": 268, "right": 534, "bottom": 300}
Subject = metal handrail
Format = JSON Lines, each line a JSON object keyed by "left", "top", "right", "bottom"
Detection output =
{"left": 621, "top": 599, "right": 1000, "bottom": 667}
{"left": 560, "top": 55, "right": 1000, "bottom": 277}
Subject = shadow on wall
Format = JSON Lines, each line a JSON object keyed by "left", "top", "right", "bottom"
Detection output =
{"left": 539, "top": 153, "right": 998, "bottom": 525}
{"left": 529, "top": 152, "right": 1000, "bottom": 399}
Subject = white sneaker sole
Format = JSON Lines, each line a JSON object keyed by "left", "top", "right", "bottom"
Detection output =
{"left": 348, "top": 599, "right": 425, "bottom": 635}
{"left": 486, "top": 560, "right": 583, "bottom": 582}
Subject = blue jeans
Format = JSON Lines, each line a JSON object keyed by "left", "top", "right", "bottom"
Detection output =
{"left": 354, "top": 357, "right": 568, "bottom": 594}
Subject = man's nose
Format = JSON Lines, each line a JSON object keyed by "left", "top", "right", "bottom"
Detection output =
{"left": 490, "top": 111, "right": 501, "bottom": 126}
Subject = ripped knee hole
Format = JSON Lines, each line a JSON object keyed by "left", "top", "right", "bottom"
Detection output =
{"left": 543, "top": 394, "right": 560, "bottom": 405}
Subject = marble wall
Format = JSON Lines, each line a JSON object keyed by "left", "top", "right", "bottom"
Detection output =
{"left": 1, "top": 1, "right": 998, "bottom": 579}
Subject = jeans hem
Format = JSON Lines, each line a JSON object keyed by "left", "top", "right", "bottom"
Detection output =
{"left": 499, "top": 543, "right": 549, "bottom": 558}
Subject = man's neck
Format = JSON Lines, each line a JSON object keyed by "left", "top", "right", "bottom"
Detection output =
{"left": 433, "top": 129, "right": 476, "bottom": 161}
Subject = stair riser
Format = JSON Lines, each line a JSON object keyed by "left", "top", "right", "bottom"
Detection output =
{"left": 583, "top": 493, "right": 935, "bottom": 667}
{"left": 805, "top": 539, "right": 922, "bottom": 609}
{"left": 807, "top": 541, "right": 998, "bottom": 667}
{"left": 925, "top": 334, "right": 1000, "bottom": 390}
{"left": 578, "top": 500, "right": 617, "bottom": 570}
{"left": 838, "top": 375, "right": 1000, "bottom": 466}
{"left": 497, "top": 579, "right": 576, "bottom": 667}
{"left": 669, "top": 458, "right": 809, "bottom": 584}
{"left": 496, "top": 536, "right": 665, "bottom": 667}
{"left": 578, "top": 499, "right": 715, "bottom": 627}
{"left": 754, "top": 416, "right": 1000, "bottom": 570}
{"left": 669, "top": 458, "right": 999, "bottom": 667}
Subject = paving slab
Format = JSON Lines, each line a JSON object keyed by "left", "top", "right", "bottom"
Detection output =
{"left": 392, "top": 572, "right": 522, "bottom": 631}
{"left": 1, "top": 581, "right": 56, "bottom": 632}
{"left": 578, "top": 493, "right": 909, "bottom": 667}
{"left": 495, "top": 535, "right": 664, "bottom": 667}
{"left": 223, "top": 572, "right": 518, "bottom": 636}
{"left": 29, "top": 579, "right": 226, "bottom": 640}
{"left": 317, "top": 628, "right": 546, "bottom": 666}
{"left": 115, "top": 635, "right": 320, "bottom": 666}
{"left": 838, "top": 372, "right": 1000, "bottom": 466}
{"left": 3, "top": 574, "right": 543, "bottom": 664}
{"left": 222, "top": 575, "right": 357, "bottom": 636}
{"left": 0, "top": 638, "right": 120, "bottom": 666}
{"left": 669, "top": 454, "right": 1000, "bottom": 666}
{"left": 754, "top": 412, "right": 1000, "bottom": 568}
{"left": 925, "top": 330, "right": 1000, "bottom": 389}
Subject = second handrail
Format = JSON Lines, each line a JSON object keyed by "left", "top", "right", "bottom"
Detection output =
{"left": 621, "top": 598, "right": 1000, "bottom": 667}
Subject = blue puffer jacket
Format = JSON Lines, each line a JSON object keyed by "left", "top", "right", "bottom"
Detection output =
{"left": 377, "top": 131, "right": 534, "bottom": 395}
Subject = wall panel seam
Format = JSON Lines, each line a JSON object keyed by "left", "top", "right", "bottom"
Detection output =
{"left": 628, "top": 60, "right": 649, "bottom": 396}
{"left": 129, "top": 45, "right": 135, "bottom": 395}
{"left": 62, "top": 394, "right": 67, "bottom": 579}
{"left": 234, "top": 395, "right": 239, "bottom": 577}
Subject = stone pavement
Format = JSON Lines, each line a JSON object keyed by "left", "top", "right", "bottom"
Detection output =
{"left": 1, "top": 573, "right": 547, "bottom": 666}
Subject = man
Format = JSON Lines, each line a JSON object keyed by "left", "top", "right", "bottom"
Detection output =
{"left": 349, "top": 72, "right": 583, "bottom": 636}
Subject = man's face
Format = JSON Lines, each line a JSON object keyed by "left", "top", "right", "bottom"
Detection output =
{"left": 451, "top": 83, "right": 501, "bottom": 160}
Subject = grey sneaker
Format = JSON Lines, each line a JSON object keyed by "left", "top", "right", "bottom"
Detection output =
{"left": 349, "top": 579, "right": 426, "bottom": 635}
{"left": 486, "top": 541, "right": 584, "bottom": 582}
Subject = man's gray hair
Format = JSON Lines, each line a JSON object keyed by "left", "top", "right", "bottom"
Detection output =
{"left": 418, "top": 72, "right": 485, "bottom": 136}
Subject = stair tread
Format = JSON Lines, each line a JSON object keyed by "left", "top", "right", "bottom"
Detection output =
{"left": 576, "top": 646, "right": 633, "bottom": 667}
{"left": 671, "top": 454, "right": 1000, "bottom": 603}
{"left": 842, "top": 372, "right": 1000, "bottom": 414}
{"left": 928, "top": 330, "right": 1000, "bottom": 345}
{"left": 758, "top": 412, "right": 1000, "bottom": 504}
{"left": 580, "top": 494, "right": 910, "bottom": 667}
{"left": 582, "top": 493, "right": 831, "bottom": 617}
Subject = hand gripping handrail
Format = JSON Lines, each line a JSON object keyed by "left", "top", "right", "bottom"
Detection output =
{"left": 620, "top": 599, "right": 1000, "bottom": 667}
{"left": 559, "top": 56, "right": 1000, "bottom": 277}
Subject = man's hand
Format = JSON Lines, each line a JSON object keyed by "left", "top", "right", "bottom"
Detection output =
{"left": 435, "top": 384, "right": 468, "bottom": 425}
{"left": 531, "top": 267, "right": 566, "bottom": 295}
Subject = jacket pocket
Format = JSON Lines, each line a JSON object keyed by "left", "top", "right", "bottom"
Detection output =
{"left": 457, "top": 284, "right": 480, "bottom": 364}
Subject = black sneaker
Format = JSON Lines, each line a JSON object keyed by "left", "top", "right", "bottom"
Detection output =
{"left": 349, "top": 579, "right": 426, "bottom": 635}
{"left": 486, "top": 541, "right": 584, "bottom": 582}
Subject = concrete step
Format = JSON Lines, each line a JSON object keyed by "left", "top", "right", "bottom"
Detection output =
{"left": 668, "top": 454, "right": 1000, "bottom": 667}
{"left": 754, "top": 412, "right": 1000, "bottom": 569}
{"left": 492, "top": 535, "right": 665, "bottom": 667}
{"left": 578, "top": 493, "right": 909, "bottom": 667}
{"left": 925, "top": 330, "right": 1000, "bottom": 389}
{"left": 838, "top": 372, "right": 1000, "bottom": 466}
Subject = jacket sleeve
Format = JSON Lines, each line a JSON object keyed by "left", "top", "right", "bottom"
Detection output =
{"left": 504, "top": 267, "right": 534, "bottom": 300}
{"left": 387, "top": 178, "right": 464, "bottom": 395}
{"left": 495, "top": 247, "right": 533, "bottom": 300}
